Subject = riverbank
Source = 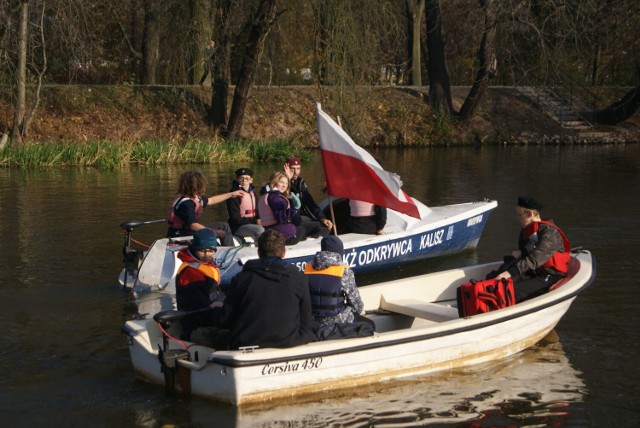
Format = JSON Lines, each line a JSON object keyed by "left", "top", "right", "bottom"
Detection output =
{"left": 2, "top": 85, "right": 639, "bottom": 146}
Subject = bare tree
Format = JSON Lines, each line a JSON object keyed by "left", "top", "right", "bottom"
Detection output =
{"left": 8, "top": 0, "right": 29, "bottom": 146}
{"left": 6, "top": 0, "right": 46, "bottom": 147}
{"left": 226, "top": 0, "right": 277, "bottom": 139}
{"left": 406, "top": 0, "right": 425, "bottom": 86}
{"left": 210, "top": 0, "right": 233, "bottom": 131}
{"left": 458, "top": 0, "right": 497, "bottom": 125}
{"left": 425, "top": 0, "right": 453, "bottom": 114}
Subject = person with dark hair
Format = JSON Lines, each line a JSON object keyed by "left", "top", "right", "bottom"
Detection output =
{"left": 226, "top": 167, "right": 264, "bottom": 242}
{"left": 491, "top": 196, "right": 571, "bottom": 303}
{"left": 166, "top": 170, "right": 243, "bottom": 246}
{"left": 304, "top": 235, "right": 374, "bottom": 340}
{"left": 284, "top": 157, "right": 333, "bottom": 238}
{"left": 210, "top": 229, "right": 315, "bottom": 349}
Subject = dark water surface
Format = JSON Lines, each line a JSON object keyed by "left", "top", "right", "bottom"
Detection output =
{"left": 1, "top": 145, "right": 638, "bottom": 427}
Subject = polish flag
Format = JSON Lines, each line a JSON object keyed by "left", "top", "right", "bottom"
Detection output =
{"left": 316, "top": 104, "right": 421, "bottom": 219}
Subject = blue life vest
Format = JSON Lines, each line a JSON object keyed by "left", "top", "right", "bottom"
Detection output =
{"left": 304, "top": 264, "right": 347, "bottom": 317}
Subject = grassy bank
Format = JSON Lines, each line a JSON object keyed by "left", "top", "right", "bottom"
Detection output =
{"left": 0, "top": 138, "right": 313, "bottom": 168}
{"left": 1, "top": 85, "right": 638, "bottom": 167}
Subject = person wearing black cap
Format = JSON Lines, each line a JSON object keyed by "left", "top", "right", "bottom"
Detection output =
{"left": 226, "top": 167, "right": 264, "bottom": 243}
{"left": 175, "top": 229, "right": 225, "bottom": 342}
{"left": 492, "top": 196, "right": 572, "bottom": 303}
{"left": 284, "top": 157, "right": 333, "bottom": 238}
{"left": 304, "top": 236, "right": 374, "bottom": 339}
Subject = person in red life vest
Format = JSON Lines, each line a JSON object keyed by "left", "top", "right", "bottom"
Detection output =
{"left": 166, "top": 170, "right": 244, "bottom": 246}
{"left": 304, "top": 235, "right": 374, "bottom": 340}
{"left": 341, "top": 199, "right": 387, "bottom": 235}
{"left": 257, "top": 171, "right": 306, "bottom": 245}
{"left": 209, "top": 229, "right": 315, "bottom": 350}
{"left": 493, "top": 196, "right": 571, "bottom": 303}
{"left": 225, "top": 167, "right": 264, "bottom": 243}
{"left": 175, "top": 229, "right": 226, "bottom": 344}
{"left": 284, "top": 157, "right": 333, "bottom": 238}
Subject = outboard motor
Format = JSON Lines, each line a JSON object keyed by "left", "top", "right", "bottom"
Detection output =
{"left": 154, "top": 310, "right": 195, "bottom": 396}
{"left": 120, "top": 219, "right": 165, "bottom": 287}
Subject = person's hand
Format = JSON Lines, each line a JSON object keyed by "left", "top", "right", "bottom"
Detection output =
{"left": 283, "top": 162, "right": 293, "bottom": 179}
{"left": 376, "top": 229, "right": 384, "bottom": 235}
{"left": 321, "top": 218, "right": 333, "bottom": 229}
{"left": 209, "top": 301, "right": 224, "bottom": 308}
{"left": 496, "top": 271, "right": 511, "bottom": 280}
{"left": 230, "top": 190, "right": 244, "bottom": 198}
{"left": 511, "top": 250, "right": 521, "bottom": 258}
{"left": 290, "top": 192, "right": 301, "bottom": 209}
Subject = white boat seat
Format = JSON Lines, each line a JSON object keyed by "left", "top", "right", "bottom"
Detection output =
{"left": 379, "top": 295, "right": 459, "bottom": 322}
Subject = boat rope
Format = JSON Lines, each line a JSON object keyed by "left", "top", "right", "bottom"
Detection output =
{"left": 130, "top": 237, "right": 151, "bottom": 248}
{"left": 156, "top": 321, "right": 194, "bottom": 351}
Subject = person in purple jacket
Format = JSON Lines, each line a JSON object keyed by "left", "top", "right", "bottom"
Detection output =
{"left": 257, "top": 171, "right": 306, "bottom": 245}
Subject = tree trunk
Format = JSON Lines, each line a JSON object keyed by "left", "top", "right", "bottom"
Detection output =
{"left": 190, "top": 0, "right": 211, "bottom": 85}
{"left": 9, "top": 0, "right": 29, "bottom": 146}
{"left": 406, "top": 0, "right": 425, "bottom": 86}
{"left": 458, "top": 0, "right": 497, "bottom": 125}
{"left": 141, "top": 0, "right": 160, "bottom": 84}
{"left": 595, "top": 86, "right": 640, "bottom": 124}
{"left": 314, "top": 1, "right": 331, "bottom": 85}
{"left": 210, "top": 0, "right": 232, "bottom": 131}
{"left": 226, "top": 0, "right": 277, "bottom": 140}
{"left": 425, "top": 0, "right": 453, "bottom": 114}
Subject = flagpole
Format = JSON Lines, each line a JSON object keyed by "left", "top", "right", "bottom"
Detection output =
{"left": 328, "top": 196, "right": 337, "bottom": 235}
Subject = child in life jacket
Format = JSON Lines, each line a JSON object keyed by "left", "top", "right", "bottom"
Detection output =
{"left": 166, "top": 170, "right": 243, "bottom": 246}
{"left": 175, "top": 228, "right": 226, "bottom": 345}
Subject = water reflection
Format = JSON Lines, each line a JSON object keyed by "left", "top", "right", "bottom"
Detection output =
{"left": 138, "top": 341, "right": 585, "bottom": 427}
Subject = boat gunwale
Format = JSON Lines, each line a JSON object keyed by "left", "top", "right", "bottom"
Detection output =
{"left": 206, "top": 251, "right": 596, "bottom": 368}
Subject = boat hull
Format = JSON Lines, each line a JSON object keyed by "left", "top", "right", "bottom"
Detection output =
{"left": 123, "top": 250, "right": 595, "bottom": 406}
{"left": 123, "top": 199, "right": 497, "bottom": 292}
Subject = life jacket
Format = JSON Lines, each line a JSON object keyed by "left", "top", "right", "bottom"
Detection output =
{"left": 349, "top": 199, "right": 376, "bottom": 217}
{"left": 177, "top": 260, "right": 221, "bottom": 284}
{"left": 239, "top": 189, "right": 257, "bottom": 218}
{"left": 522, "top": 220, "right": 571, "bottom": 274}
{"left": 167, "top": 195, "right": 203, "bottom": 230}
{"left": 258, "top": 192, "right": 288, "bottom": 227}
{"left": 304, "top": 264, "right": 347, "bottom": 317}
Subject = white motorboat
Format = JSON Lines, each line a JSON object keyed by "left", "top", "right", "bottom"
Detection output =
{"left": 122, "top": 249, "right": 595, "bottom": 406}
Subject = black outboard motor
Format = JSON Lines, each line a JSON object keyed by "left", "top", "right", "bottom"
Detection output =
{"left": 154, "top": 310, "right": 193, "bottom": 395}
{"left": 120, "top": 219, "right": 165, "bottom": 287}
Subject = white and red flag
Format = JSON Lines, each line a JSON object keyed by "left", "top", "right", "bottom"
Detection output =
{"left": 316, "top": 104, "right": 421, "bottom": 219}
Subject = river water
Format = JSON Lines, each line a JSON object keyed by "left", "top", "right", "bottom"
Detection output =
{"left": 1, "top": 145, "right": 638, "bottom": 427}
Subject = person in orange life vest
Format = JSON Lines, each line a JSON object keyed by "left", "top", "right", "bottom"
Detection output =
{"left": 257, "top": 171, "right": 306, "bottom": 245}
{"left": 225, "top": 167, "right": 264, "bottom": 242}
{"left": 166, "top": 170, "right": 243, "bottom": 246}
{"left": 341, "top": 199, "right": 387, "bottom": 235}
{"left": 284, "top": 157, "right": 333, "bottom": 238}
{"left": 493, "top": 196, "right": 571, "bottom": 303}
{"left": 175, "top": 229, "right": 224, "bottom": 341}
